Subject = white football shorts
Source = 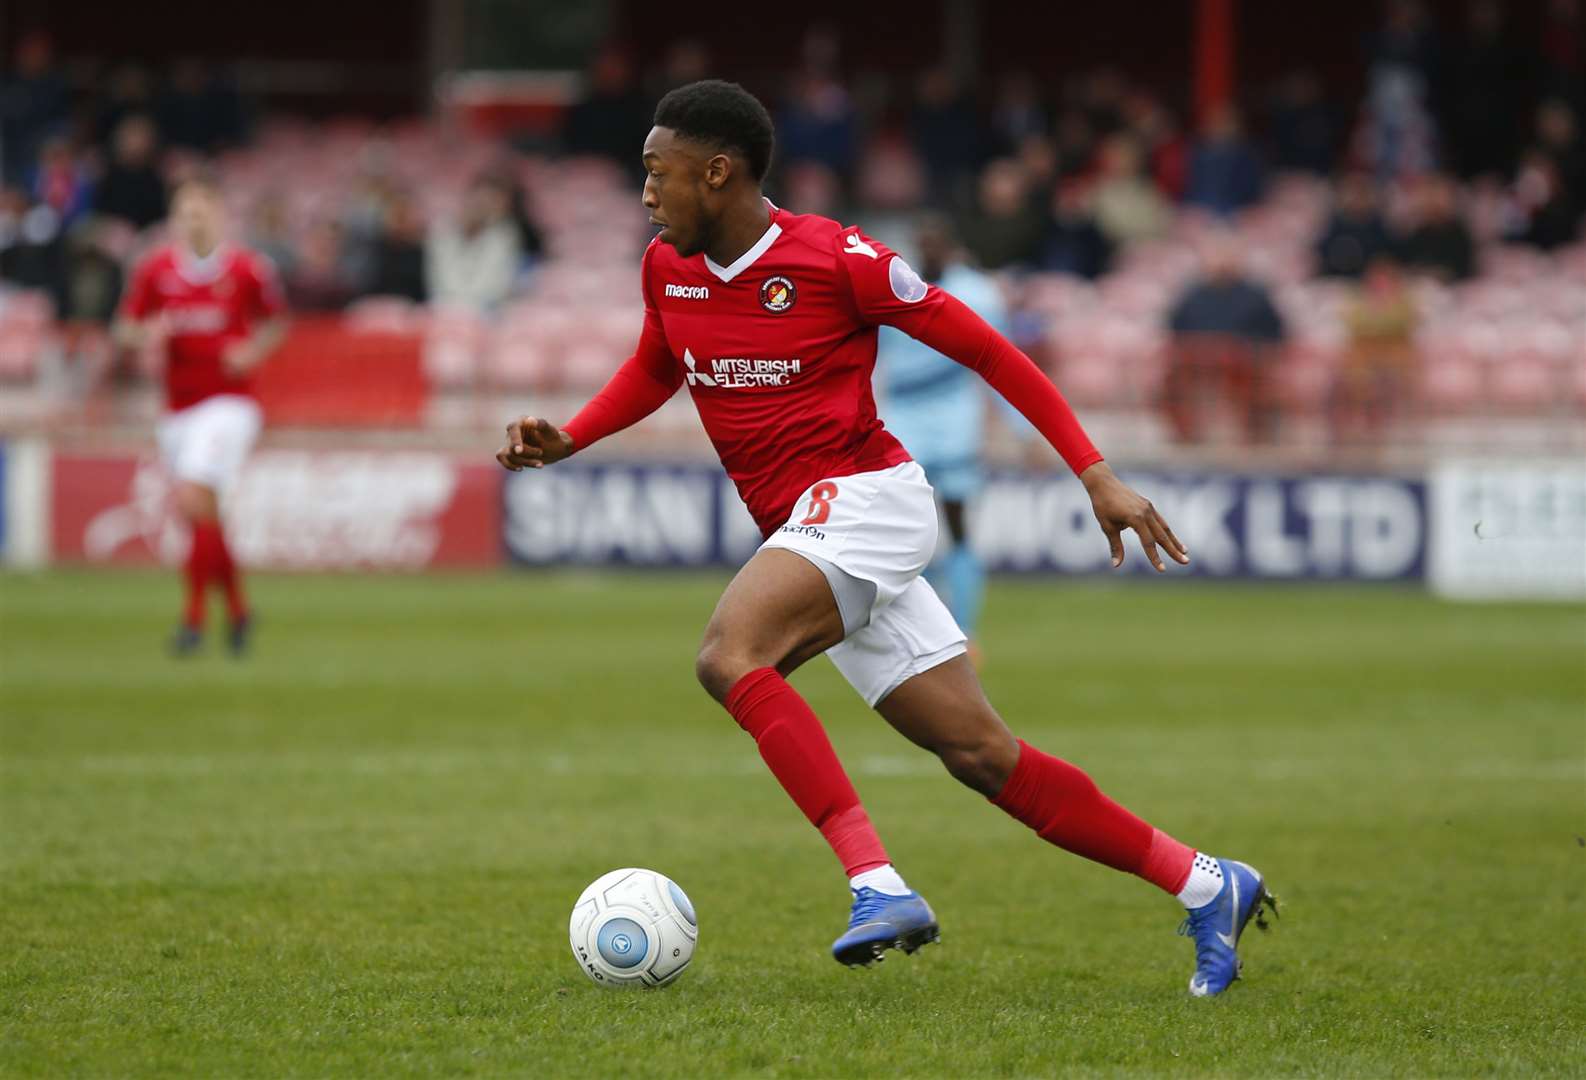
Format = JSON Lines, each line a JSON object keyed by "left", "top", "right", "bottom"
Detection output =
{"left": 156, "top": 394, "right": 263, "bottom": 492}
{"left": 760, "top": 460, "right": 968, "bottom": 706}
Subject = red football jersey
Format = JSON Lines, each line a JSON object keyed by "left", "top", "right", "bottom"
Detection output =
{"left": 564, "top": 202, "right": 1102, "bottom": 536}
{"left": 120, "top": 244, "right": 286, "bottom": 411}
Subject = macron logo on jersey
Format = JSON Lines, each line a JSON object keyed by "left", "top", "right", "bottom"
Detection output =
{"left": 684, "top": 347, "right": 801, "bottom": 389}
{"left": 665, "top": 283, "right": 710, "bottom": 300}
{"left": 843, "top": 233, "right": 879, "bottom": 259}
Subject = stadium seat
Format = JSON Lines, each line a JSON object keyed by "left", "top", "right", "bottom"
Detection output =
{"left": 1417, "top": 355, "right": 1484, "bottom": 415}
{"left": 1488, "top": 356, "right": 1561, "bottom": 411}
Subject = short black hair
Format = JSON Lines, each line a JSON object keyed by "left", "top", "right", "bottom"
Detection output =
{"left": 653, "top": 79, "right": 775, "bottom": 182}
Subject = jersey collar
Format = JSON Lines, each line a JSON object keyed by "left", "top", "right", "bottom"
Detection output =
{"left": 174, "top": 243, "right": 232, "bottom": 286}
{"left": 703, "top": 200, "right": 782, "bottom": 283}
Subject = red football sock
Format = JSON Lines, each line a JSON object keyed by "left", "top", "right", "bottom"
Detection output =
{"left": 182, "top": 523, "right": 215, "bottom": 629}
{"left": 991, "top": 739, "right": 1195, "bottom": 895}
{"left": 724, "top": 668, "right": 890, "bottom": 877}
{"left": 208, "top": 521, "right": 248, "bottom": 621}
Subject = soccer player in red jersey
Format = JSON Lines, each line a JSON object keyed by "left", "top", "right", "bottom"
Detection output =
{"left": 499, "top": 82, "right": 1277, "bottom": 996}
{"left": 113, "top": 177, "right": 288, "bottom": 656}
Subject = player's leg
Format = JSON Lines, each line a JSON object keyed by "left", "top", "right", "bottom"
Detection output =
{"left": 739, "top": 463, "right": 943, "bottom": 964}
{"left": 167, "top": 396, "right": 261, "bottom": 656}
{"left": 875, "top": 652, "right": 1277, "bottom": 995}
{"left": 170, "top": 478, "right": 218, "bottom": 654}
{"left": 695, "top": 547, "right": 900, "bottom": 888}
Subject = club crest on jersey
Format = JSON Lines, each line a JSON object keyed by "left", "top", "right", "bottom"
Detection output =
{"left": 759, "top": 275, "right": 796, "bottom": 314}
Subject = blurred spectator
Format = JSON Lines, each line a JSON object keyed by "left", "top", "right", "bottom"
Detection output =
{"left": 1444, "top": 0, "right": 1527, "bottom": 179}
{"left": 650, "top": 39, "right": 711, "bottom": 96}
{"left": 1164, "top": 233, "right": 1287, "bottom": 443}
{"left": 501, "top": 172, "right": 546, "bottom": 265}
{"left": 1040, "top": 182, "right": 1111, "bottom": 279}
{"left": 956, "top": 159, "right": 1043, "bottom": 270}
{"left": 248, "top": 194, "right": 297, "bottom": 279}
{"left": 96, "top": 65, "right": 156, "bottom": 148}
{"left": 28, "top": 137, "right": 92, "bottom": 227}
{"left": 1540, "top": 0, "right": 1584, "bottom": 98}
{"left": 1399, "top": 173, "right": 1474, "bottom": 281}
{"left": 63, "top": 222, "right": 124, "bottom": 322}
{"left": 0, "top": 187, "right": 67, "bottom": 308}
{"left": 1124, "top": 95, "right": 1189, "bottom": 199}
{"left": 1184, "top": 104, "right": 1265, "bottom": 216}
{"left": 1316, "top": 172, "right": 1395, "bottom": 278}
{"left": 854, "top": 137, "right": 926, "bottom": 214}
{"left": 0, "top": 32, "right": 68, "bottom": 185}
{"left": 1090, "top": 134, "right": 1171, "bottom": 246}
{"left": 1075, "top": 69, "right": 1129, "bottom": 139}
{"left": 426, "top": 174, "right": 521, "bottom": 313}
{"left": 1332, "top": 257, "right": 1418, "bottom": 444}
{"left": 94, "top": 115, "right": 168, "bottom": 230}
{"left": 368, "top": 190, "right": 427, "bottom": 302}
{"left": 911, "top": 68, "right": 982, "bottom": 205}
{"left": 336, "top": 170, "right": 392, "bottom": 295}
{"left": 1015, "top": 134, "right": 1059, "bottom": 194}
{"left": 1053, "top": 109, "right": 1097, "bottom": 180}
{"left": 1510, "top": 151, "right": 1582, "bottom": 250}
{"left": 563, "top": 50, "right": 651, "bottom": 166}
{"left": 1167, "top": 235, "right": 1286, "bottom": 341}
{"left": 782, "top": 161, "right": 847, "bottom": 219}
{"left": 284, "top": 220, "right": 358, "bottom": 312}
{"left": 1535, "top": 99, "right": 1586, "bottom": 209}
{"left": 1267, "top": 72, "right": 1336, "bottom": 176}
{"left": 777, "top": 71, "right": 859, "bottom": 179}
{"left": 1360, "top": 0, "right": 1441, "bottom": 180}
{"left": 990, "top": 73, "right": 1050, "bottom": 157}
{"left": 156, "top": 61, "right": 246, "bottom": 153}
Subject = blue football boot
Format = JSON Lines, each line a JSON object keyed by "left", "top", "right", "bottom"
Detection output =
{"left": 831, "top": 887, "right": 940, "bottom": 966}
{"left": 1180, "top": 859, "right": 1278, "bottom": 997}
{"left": 169, "top": 625, "right": 203, "bottom": 658}
{"left": 227, "top": 613, "right": 254, "bottom": 658}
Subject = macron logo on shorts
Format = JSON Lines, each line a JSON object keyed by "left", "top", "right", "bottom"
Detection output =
{"left": 665, "top": 283, "right": 710, "bottom": 299}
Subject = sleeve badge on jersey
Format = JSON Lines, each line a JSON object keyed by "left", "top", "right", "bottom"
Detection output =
{"left": 759, "top": 275, "right": 797, "bottom": 313}
{"left": 888, "top": 256, "right": 929, "bottom": 303}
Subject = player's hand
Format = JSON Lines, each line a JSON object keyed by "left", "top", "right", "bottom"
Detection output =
{"left": 1080, "top": 461, "right": 1189, "bottom": 573}
{"left": 221, "top": 340, "right": 256, "bottom": 378}
{"left": 497, "top": 415, "right": 574, "bottom": 471}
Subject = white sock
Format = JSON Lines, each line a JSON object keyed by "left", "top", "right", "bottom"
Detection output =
{"left": 850, "top": 864, "right": 910, "bottom": 896}
{"left": 1175, "top": 852, "right": 1225, "bottom": 909}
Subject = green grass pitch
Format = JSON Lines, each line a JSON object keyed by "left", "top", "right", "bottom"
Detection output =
{"left": 2, "top": 570, "right": 1583, "bottom": 1077}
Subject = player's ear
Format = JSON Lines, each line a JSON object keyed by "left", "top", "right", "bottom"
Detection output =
{"left": 704, "top": 152, "right": 733, "bottom": 190}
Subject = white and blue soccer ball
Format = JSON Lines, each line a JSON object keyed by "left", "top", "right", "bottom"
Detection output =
{"left": 568, "top": 868, "right": 697, "bottom": 989}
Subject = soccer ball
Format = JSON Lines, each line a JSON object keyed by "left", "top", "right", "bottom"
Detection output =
{"left": 568, "top": 868, "right": 697, "bottom": 988}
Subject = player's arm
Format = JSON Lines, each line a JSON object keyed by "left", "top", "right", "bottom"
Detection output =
{"left": 842, "top": 234, "right": 1188, "bottom": 571}
{"left": 111, "top": 254, "right": 165, "bottom": 351}
{"left": 222, "top": 316, "right": 289, "bottom": 378}
{"left": 498, "top": 266, "right": 682, "bottom": 470}
{"left": 223, "top": 254, "right": 291, "bottom": 377}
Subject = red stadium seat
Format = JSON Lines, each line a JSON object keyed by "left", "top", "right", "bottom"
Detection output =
{"left": 1489, "top": 356, "right": 1561, "bottom": 411}
{"left": 1417, "top": 355, "right": 1484, "bottom": 414}
{"left": 0, "top": 326, "right": 46, "bottom": 381}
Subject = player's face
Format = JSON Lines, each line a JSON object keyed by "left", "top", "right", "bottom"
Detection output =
{"left": 171, "top": 186, "right": 223, "bottom": 255}
{"left": 641, "top": 126, "right": 720, "bottom": 258}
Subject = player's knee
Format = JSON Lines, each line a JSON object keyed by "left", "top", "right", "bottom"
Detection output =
{"left": 939, "top": 729, "right": 1019, "bottom": 796}
{"left": 175, "top": 482, "right": 218, "bottom": 522}
{"left": 694, "top": 635, "right": 756, "bottom": 703}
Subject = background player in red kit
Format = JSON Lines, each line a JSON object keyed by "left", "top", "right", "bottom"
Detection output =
{"left": 113, "top": 178, "right": 288, "bottom": 656}
{"left": 499, "top": 81, "right": 1278, "bottom": 996}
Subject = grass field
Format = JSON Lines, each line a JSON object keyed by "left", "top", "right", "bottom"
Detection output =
{"left": 2, "top": 570, "right": 1583, "bottom": 1078}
